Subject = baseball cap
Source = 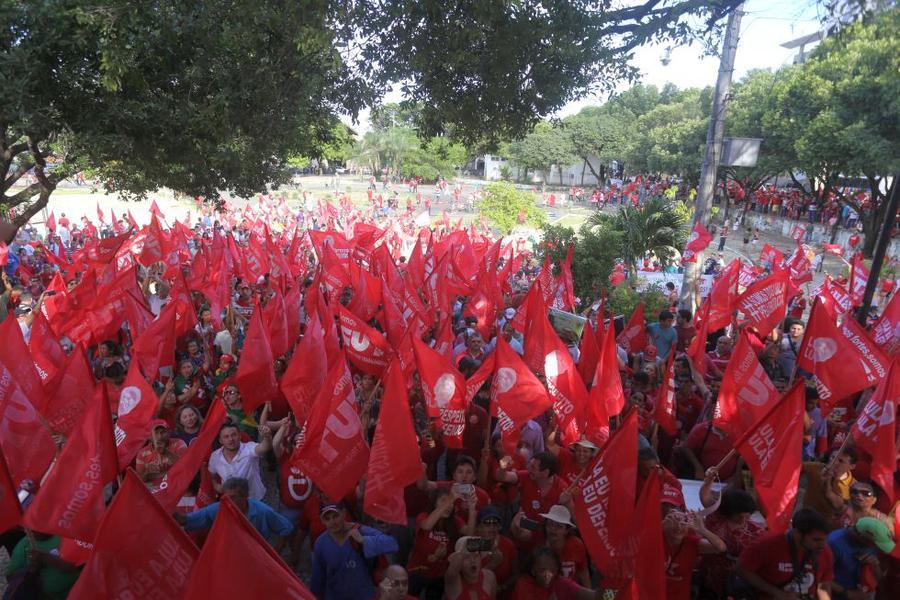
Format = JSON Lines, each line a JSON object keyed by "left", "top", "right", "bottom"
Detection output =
{"left": 572, "top": 437, "right": 599, "bottom": 451}
{"left": 855, "top": 517, "right": 896, "bottom": 554}
{"left": 13, "top": 305, "right": 32, "bottom": 317}
{"left": 660, "top": 483, "right": 685, "bottom": 507}
{"left": 478, "top": 506, "right": 502, "bottom": 523}
{"left": 320, "top": 503, "right": 341, "bottom": 517}
{"left": 150, "top": 419, "right": 169, "bottom": 431}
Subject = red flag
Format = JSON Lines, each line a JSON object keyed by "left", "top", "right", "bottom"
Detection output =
{"left": 0, "top": 448, "right": 22, "bottom": 533}
{"left": 652, "top": 353, "right": 677, "bottom": 435}
{"left": 29, "top": 309, "right": 65, "bottom": 389}
{"left": 686, "top": 300, "right": 710, "bottom": 378}
{"left": 41, "top": 348, "right": 94, "bottom": 436}
{"left": 280, "top": 314, "right": 328, "bottom": 423}
{"left": 126, "top": 210, "right": 139, "bottom": 230}
{"left": 823, "top": 243, "right": 843, "bottom": 256}
{"left": 0, "top": 320, "right": 56, "bottom": 486}
{"left": 183, "top": 497, "right": 315, "bottom": 600}
{"left": 706, "top": 259, "right": 741, "bottom": 331}
{"left": 95, "top": 202, "right": 105, "bottom": 223}
{"left": 848, "top": 253, "right": 869, "bottom": 307}
{"left": 291, "top": 356, "right": 369, "bottom": 500}
{"left": 114, "top": 363, "right": 161, "bottom": 470}
{"left": 572, "top": 411, "right": 638, "bottom": 577}
{"left": 852, "top": 360, "right": 899, "bottom": 503}
{"left": 617, "top": 302, "right": 648, "bottom": 354}
{"left": 714, "top": 332, "right": 779, "bottom": 440}
{"left": 734, "top": 267, "right": 790, "bottom": 337}
{"left": 735, "top": 382, "right": 805, "bottom": 533}
{"left": 68, "top": 469, "right": 199, "bottom": 600}
{"left": 813, "top": 279, "right": 852, "bottom": 317}
{"left": 786, "top": 243, "right": 813, "bottom": 286}
{"left": 46, "top": 211, "right": 56, "bottom": 232}
{"left": 234, "top": 304, "right": 280, "bottom": 413}
{"left": 262, "top": 289, "right": 290, "bottom": 358}
{"left": 131, "top": 301, "right": 177, "bottom": 381}
{"left": 151, "top": 402, "right": 227, "bottom": 513}
{"left": 150, "top": 199, "right": 165, "bottom": 220}
{"left": 871, "top": 291, "right": 900, "bottom": 354}
{"left": 681, "top": 222, "right": 713, "bottom": 264}
{"left": 22, "top": 383, "right": 118, "bottom": 541}
{"left": 624, "top": 468, "right": 666, "bottom": 598}
{"left": 336, "top": 305, "right": 393, "bottom": 376}
{"left": 797, "top": 300, "right": 890, "bottom": 414}
{"left": 758, "top": 244, "right": 783, "bottom": 267}
{"left": 412, "top": 339, "right": 468, "bottom": 448}
{"left": 364, "top": 359, "right": 422, "bottom": 524}
{"left": 0, "top": 242, "right": 7, "bottom": 266}
{"left": 577, "top": 321, "right": 601, "bottom": 387}
{"left": 491, "top": 337, "right": 554, "bottom": 454}
{"left": 589, "top": 317, "right": 626, "bottom": 422}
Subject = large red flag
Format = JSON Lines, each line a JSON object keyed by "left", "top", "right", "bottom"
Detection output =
{"left": 623, "top": 468, "right": 666, "bottom": 599}
{"left": 364, "top": 359, "right": 422, "bottom": 524}
{"left": 183, "top": 497, "right": 315, "bottom": 600}
{"left": 291, "top": 357, "right": 370, "bottom": 500}
{"left": 131, "top": 301, "right": 177, "bottom": 382}
{"left": 714, "top": 331, "right": 779, "bottom": 440}
{"left": 412, "top": 338, "right": 468, "bottom": 448}
{"left": 114, "top": 363, "right": 161, "bottom": 470}
{"left": 734, "top": 267, "right": 790, "bottom": 337}
{"left": 652, "top": 353, "right": 677, "bottom": 435}
{"left": 577, "top": 323, "right": 601, "bottom": 388}
{"left": 851, "top": 360, "right": 899, "bottom": 503}
{"left": 786, "top": 243, "right": 813, "bottom": 286}
{"left": 29, "top": 310, "right": 65, "bottom": 389}
{"left": 491, "top": 337, "right": 554, "bottom": 455}
{"left": 68, "top": 469, "right": 199, "bottom": 600}
{"left": 22, "top": 384, "right": 118, "bottom": 541}
{"left": 706, "top": 259, "right": 741, "bottom": 331}
{"left": 735, "top": 382, "right": 805, "bottom": 533}
{"left": 336, "top": 305, "right": 392, "bottom": 376}
{"left": 686, "top": 300, "right": 710, "bottom": 377}
{"left": 848, "top": 253, "right": 869, "bottom": 306}
{"left": 589, "top": 316, "right": 626, "bottom": 421}
{"left": 681, "top": 222, "right": 713, "bottom": 264}
{"left": 234, "top": 303, "right": 280, "bottom": 413}
{"left": 572, "top": 411, "right": 638, "bottom": 577}
{"left": 261, "top": 289, "right": 290, "bottom": 359}
{"left": 0, "top": 315, "right": 47, "bottom": 412}
{"left": 617, "top": 302, "right": 647, "bottom": 354}
{"left": 280, "top": 314, "right": 328, "bottom": 423}
{"left": 0, "top": 448, "right": 22, "bottom": 533}
{"left": 871, "top": 291, "right": 900, "bottom": 355}
{"left": 151, "top": 402, "right": 227, "bottom": 513}
{"left": 41, "top": 348, "right": 94, "bottom": 436}
{"left": 797, "top": 300, "right": 890, "bottom": 414}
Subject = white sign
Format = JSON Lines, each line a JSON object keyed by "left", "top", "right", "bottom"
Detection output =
{"left": 634, "top": 272, "right": 715, "bottom": 298}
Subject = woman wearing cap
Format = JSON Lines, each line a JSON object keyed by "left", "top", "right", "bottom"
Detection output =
{"left": 512, "top": 547, "right": 600, "bottom": 599}
{"left": 539, "top": 505, "right": 590, "bottom": 588}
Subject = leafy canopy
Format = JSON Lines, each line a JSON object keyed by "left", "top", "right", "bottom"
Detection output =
{"left": 477, "top": 182, "right": 546, "bottom": 234}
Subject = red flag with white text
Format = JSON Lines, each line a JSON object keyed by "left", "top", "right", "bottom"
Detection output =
{"left": 412, "top": 339, "right": 468, "bottom": 449}
{"left": 851, "top": 360, "right": 899, "bottom": 503}
{"left": 714, "top": 331, "right": 779, "bottom": 440}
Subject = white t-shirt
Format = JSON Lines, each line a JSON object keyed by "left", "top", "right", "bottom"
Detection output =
{"left": 208, "top": 442, "right": 265, "bottom": 500}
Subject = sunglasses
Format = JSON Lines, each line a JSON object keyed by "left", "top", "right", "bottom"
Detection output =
{"left": 850, "top": 489, "right": 874, "bottom": 497}
{"left": 224, "top": 389, "right": 238, "bottom": 395}
{"left": 481, "top": 518, "right": 501, "bottom": 525}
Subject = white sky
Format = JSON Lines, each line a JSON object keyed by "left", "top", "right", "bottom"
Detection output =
{"left": 345, "top": 0, "right": 824, "bottom": 133}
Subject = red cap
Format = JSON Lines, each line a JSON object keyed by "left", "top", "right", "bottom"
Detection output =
{"left": 150, "top": 419, "right": 169, "bottom": 431}
{"left": 660, "top": 483, "right": 685, "bottom": 507}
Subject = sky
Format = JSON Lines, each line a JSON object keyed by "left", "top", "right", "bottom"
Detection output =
{"left": 345, "top": 0, "right": 824, "bottom": 133}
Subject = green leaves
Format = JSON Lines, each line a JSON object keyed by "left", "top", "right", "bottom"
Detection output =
{"left": 589, "top": 197, "right": 687, "bottom": 272}
{"left": 477, "top": 182, "right": 545, "bottom": 234}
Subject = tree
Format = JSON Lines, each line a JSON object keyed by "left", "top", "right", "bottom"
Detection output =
{"left": 762, "top": 9, "right": 900, "bottom": 254}
{"left": 506, "top": 123, "right": 577, "bottom": 185}
{"left": 589, "top": 197, "right": 687, "bottom": 273}
{"left": 477, "top": 182, "right": 545, "bottom": 234}
{"left": 561, "top": 107, "right": 627, "bottom": 186}
{"left": 399, "top": 136, "right": 468, "bottom": 182}
{"left": 370, "top": 102, "right": 423, "bottom": 131}
{"left": 539, "top": 222, "right": 623, "bottom": 302}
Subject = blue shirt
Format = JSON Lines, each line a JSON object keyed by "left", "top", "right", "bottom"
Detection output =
{"left": 827, "top": 527, "right": 877, "bottom": 592}
{"left": 184, "top": 499, "right": 293, "bottom": 541}
{"left": 647, "top": 322, "right": 677, "bottom": 360}
{"left": 310, "top": 525, "right": 399, "bottom": 600}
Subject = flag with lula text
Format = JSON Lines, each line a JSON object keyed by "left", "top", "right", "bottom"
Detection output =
{"left": 851, "top": 360, "right": 898, "bottom": 504}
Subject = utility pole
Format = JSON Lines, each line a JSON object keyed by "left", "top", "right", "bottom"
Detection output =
{"left": 679, "top": 4, "right": 744, "bottom": 312}
{"left": 857, "top": 175, "right": 899, "bottom": 325}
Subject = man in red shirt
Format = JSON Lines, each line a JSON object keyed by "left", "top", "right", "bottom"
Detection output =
{"left": 736, "top": 508, "right": 835, "bottom": 599}
{"left": 495, "top": 452, "right": 567, "bottom": 520}
{"left": 135, "top": 419, "right": 187, "bottom": 490}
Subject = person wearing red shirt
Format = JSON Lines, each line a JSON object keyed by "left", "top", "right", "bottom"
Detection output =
{"left": 494, "top": 452, "right": 567, "bottom": 521}
{"left": 637, "top": 448, "right": 684, "bottom": 508}
{"left": 539, "top": 505, "right": 590, "bottom": 588}
{"left": 444, "top": 538, "right": 497, "bottom": 600}
{"left": 421, "top": 455, "right": 491, "bottom": 524}
{"left": 511, "top": 548, "right": 599, "bottom": 599}
{"left": 546, "top": 435, "right": 598, "bottom": 487}
{"left": 736, "top": 508, "right": 835, "bottom": 600}
{"left": 135, "top": 420, "right": 187, "bottom": 490}
{"left": 660, "top": 489, "right": 726, "bottom": 600}
{"left": 475, "top": 506, "right": 517, "bottom": 597}
{"left": 676, "top": 420, "right": 739, "bottom": 480}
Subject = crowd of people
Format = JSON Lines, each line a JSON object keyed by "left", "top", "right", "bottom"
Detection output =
{"left": 0, "top": 187, "right": 897, "bottom": 600}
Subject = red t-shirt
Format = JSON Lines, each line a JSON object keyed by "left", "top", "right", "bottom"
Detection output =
{"left": 435, "top": 481, "right": 490, "bottom": 523}
{"left": 479, "top": 535, "right": 517, "bottom": 587}
{"left": 685, "top": 422, "right": 738, "bottom": 479}
{"left": 665, "top": 533, "right": 701, "bottom": 600}
{"left": 406, "top": 513, "right": 459, "bottom": 580}
{"left": 738, "top": 532, "right": 834, "bottom": 599}
{"left": 512, "top": 575, "right": 583, "bottom": 600}
{"left": 516, "top": 471, "right": 567, "bottom": 520}
{"left": 556, "top": 450, "right": 583, "bottom": 487}
{"left": 558, "top": 536, "right": 588, "bottom": 584}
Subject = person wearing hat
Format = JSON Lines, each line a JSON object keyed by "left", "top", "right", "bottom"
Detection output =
{"left": 827, "top": 517, "right": 893, "bottom": 598}
{"left": 444, "top": 536, "right": 497, "bottom": 600}
{"left": 474, "top": 506, "right": 517, "bottom": 595}
{"left": 310, "top": 502, "right": 399, "bottom": 600}
{"left": 660, "top": 489, "right": 726, "bottom": 600}
{"left": 539, "top": 505, "right": 590, "bottom": 588}
{"left": 545, "top": 431, "right": 599, "bottom": 487}
{"left": 135, "top": 419, "right": 187, "bottom": 490}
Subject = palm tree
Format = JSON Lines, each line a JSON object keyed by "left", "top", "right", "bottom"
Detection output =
{"left": 589, "top": 197, "right": 687, "bottom": 274}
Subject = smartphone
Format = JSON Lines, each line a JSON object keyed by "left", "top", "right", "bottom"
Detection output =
{"left": 465, "top": 537, "right": 494, "bottom": 553}
{"left": 452, "top": 483, "right": 475, "bottom": 497}
{"left": 520, "top": 517, "right": 540, "bottom": 531}
{"left": 44, "top": 290, "right": 57, "bottom": 296}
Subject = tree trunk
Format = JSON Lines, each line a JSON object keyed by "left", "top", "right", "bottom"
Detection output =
{"left": 582, "top": 155, "right": 603, "bottom": 186}
{"left": 11, "top": 186, "right": 54, "bottom": 232}
{"left": 580, "top": 159, "right": 587, "bottom": 187}
{"left": 558, "top": 165, "right": 565, "bottom": 186}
